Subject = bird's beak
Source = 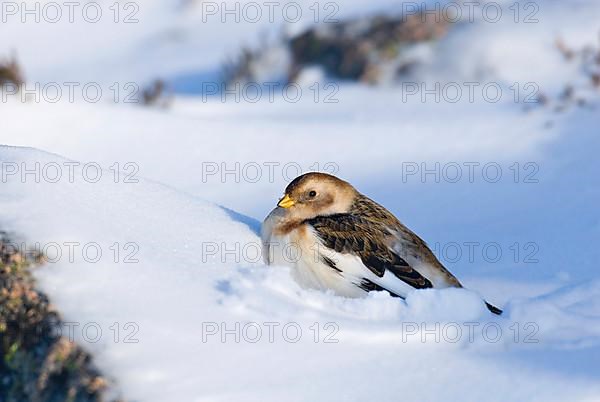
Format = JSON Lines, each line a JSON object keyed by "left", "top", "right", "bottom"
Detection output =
{"left": 278, "top": 194, "right": 295, "bottom": 208}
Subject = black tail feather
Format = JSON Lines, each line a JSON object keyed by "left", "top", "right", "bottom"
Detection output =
{"left": 485, "top": 301, "right": 503, "bottom": 315}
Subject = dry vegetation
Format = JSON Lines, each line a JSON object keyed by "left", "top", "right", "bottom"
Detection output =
{"left": 0, "top": 232, "right": 118, "bottom": 402}
{"left": 0, "top": 55, "right": 24, "bottom": 88}
{"left": 533, "top": 35, "right": 600, "bottom": 112}
{"left": 140, "top": 79, "right": 171, "bottom": 107}
{"left": 224, "top": 11, "right": 451, "bottom": 85}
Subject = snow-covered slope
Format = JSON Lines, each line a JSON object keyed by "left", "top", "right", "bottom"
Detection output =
{"left": 3, "top": 0, "right": 600, "bottom": 88}
{"left": 1, "top": 145, "right": 600, "bottom": 402}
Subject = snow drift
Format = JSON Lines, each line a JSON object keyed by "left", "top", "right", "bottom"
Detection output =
{"left": 1, "top": 145, "right": 599, "bottom": 402}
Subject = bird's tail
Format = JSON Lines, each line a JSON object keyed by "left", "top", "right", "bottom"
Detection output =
{"left": 485, "top": 301, "right": 503, "bottom": 315}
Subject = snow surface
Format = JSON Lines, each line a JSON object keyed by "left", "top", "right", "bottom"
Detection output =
{"left": 1, "top": 145, "right": 600, "bottom": 402}
{"left": 2, "top": 0, "right": 600, "bottom": 401}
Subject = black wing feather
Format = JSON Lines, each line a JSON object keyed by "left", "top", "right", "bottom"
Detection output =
{"left": 306, "top": 214, "right": 433, "bottom": 290}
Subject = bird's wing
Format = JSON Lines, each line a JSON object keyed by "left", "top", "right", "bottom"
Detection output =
{"left": 306, "top": 214, "right": 433, "bottom": 290}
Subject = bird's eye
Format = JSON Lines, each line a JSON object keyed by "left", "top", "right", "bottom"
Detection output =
{"left": 308, "top": 190, "right": 317, "bottom": 198}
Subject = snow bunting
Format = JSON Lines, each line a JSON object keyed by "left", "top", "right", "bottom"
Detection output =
{"left": 262, "top": 172, "right": 502, "bottom": 315}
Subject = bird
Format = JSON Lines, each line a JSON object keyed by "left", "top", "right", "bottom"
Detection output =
{"left": 262, "top": 172, "right": 502, "bottom": 315}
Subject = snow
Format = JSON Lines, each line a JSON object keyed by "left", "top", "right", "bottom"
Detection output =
{"left": 1, "top": 144, "right": 600, "bottom": 401}
{"left": 2, "top": 0, "right": 600, "bottom": 400}
{"left": 1, "top": 146, "right": 600, "bottom": 402}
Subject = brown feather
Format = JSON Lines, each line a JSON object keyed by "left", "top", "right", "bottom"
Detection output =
{"left": 306, "top": 213, "right": 434, "bottom": 289}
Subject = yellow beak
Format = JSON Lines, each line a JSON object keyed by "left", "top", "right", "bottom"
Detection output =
{"left": 278, "top": 194, "right": 295, "bottom": 208}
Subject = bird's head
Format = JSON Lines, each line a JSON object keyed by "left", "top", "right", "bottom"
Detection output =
{"left": 276, "top": 172, "right": 357, "bottom": 220}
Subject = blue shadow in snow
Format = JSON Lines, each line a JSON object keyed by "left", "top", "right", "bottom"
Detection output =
{"left": 221, "top": 206, "right": 261, "bottom": 236}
